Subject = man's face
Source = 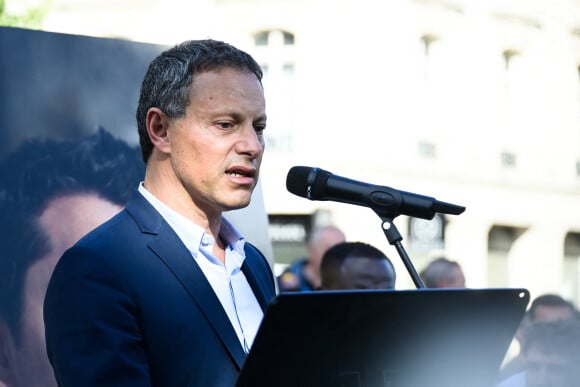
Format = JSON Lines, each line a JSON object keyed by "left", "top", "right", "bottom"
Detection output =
{"left": 2, "top": 193, "right": 122, "bottom": 387}
{"left": 525, "top": 346, "right": 573, "bottom": 387}
{"left": 339, "top": 256, "right": 396, "bottom": 290}
{"left": 167, "top": 67, "right": 266, "bottom": 216}
{"left": 309, "top": 228, "right": 346, "bottom": 270}
{"left": 533, "top": 305, "right": 575, "bottom": 322}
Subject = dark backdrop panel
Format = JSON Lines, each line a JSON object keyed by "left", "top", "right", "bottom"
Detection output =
{"left": 0, "top": 26, "right": 163, "bottom": 154}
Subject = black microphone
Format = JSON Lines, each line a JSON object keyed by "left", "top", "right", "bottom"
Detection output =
{"left": 286, "top": 166, "right": 465, "bottom": 220}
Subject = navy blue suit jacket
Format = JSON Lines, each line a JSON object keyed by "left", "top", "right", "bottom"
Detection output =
{"left": 44, "top": 192, "right": 276, "bottom": 387}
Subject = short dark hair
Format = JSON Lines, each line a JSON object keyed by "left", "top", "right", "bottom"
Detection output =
{"left": 419, "top": 257, "right": 461, "bottom": 288}
{"left": 0, "top": 128, "right": 144, "bottom": 342}
{"left": 320, "top": 241, "right": 394, "bottom": 288}
{"left": 528, "top": 293, "right": 577, "bottom": 320}
{"left": 136, "top": 39, "right": 263, "bottom": 163}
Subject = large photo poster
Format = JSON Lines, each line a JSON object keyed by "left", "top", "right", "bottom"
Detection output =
{"left": 0, "top": 27, "right": 272, "bottom": 386}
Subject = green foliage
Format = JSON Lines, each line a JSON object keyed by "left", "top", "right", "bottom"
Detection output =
{"left": 0, "top": 0, "right": 51, "bottom": 29}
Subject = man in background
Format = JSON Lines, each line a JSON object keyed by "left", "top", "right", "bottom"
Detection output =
{"left": 420, "top": 256, "right": 466, "bottom": 288}
{"left": 496, "top": 318, "right": 580, "bottom": 387}
{"left": 0, "top": 128, "right": 144, "bottom": 387}
{"left": 278, "top": 225, "right": 346, "bottom": 291}
{"left": 526, "top": 293, "right": 578, "bottom": 322}
{"left": 320, "top": 241, "right": 396, "bottom": 290}
{"left": 499, "top": 293, "right": 578, "bottom": 382}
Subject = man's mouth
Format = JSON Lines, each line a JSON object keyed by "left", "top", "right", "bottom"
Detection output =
{"left": 226, "top": 167, "right": 255, "bottom": 178}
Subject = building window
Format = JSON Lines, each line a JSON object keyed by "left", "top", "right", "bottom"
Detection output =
{"left": 500, "top": 151, "right": 516, "bottom": 168}
{"left": 283, "top": 63, "right": 294, "bottom": 75}
{"left": 252, "top": 29, "right": 296, "bottom": 151}
{"left": 488, "top": 225, "right": 526, "bottom": 287}
{"left": 283, "top": 31, "right": 294, "bottom": 45}
{"left": 254, "top": 31, "right": 269, "bottom": 46}
{"left": 254, "top": 29, "right": 295, "bottom": 47}
{"left": 418, "top": 140, "right": 436, "bottom": 159}
{"left": 564, "top": 232, "right": 580, "bottom": 257}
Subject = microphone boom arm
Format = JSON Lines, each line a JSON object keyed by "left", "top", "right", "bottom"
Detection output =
{"left": 378, "top": 214, "right": 426, "bottom": 289}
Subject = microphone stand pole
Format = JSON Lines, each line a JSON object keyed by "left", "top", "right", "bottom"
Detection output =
{"left": 378, "top": 216, "right": 426, "bottom": 289}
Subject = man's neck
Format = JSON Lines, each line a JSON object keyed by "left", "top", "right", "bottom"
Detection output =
{"left": 143, "top": 168, "right": 222, "bottom": 238}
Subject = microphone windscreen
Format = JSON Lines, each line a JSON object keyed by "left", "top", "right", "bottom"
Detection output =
{"left": 286, "top": 166, "right": 312, "bottom": 197}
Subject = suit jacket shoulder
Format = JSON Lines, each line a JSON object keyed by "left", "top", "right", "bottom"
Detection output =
{"left": 45, "top": 191, "right": 276, "bottom": 387}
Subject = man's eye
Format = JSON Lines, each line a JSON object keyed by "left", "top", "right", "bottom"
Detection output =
{"left": 218, "top": 122, "right": 233, "bottom": 129}
{"left": 255, "top": 125, "right": 266, "bottom": 134}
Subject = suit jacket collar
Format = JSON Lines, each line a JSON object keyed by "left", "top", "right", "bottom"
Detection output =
{"left": 125, "top": 191, "right": 264, "bottom": 369}
{"left": 241, "top": 245, "right": 272, "bottom": 310}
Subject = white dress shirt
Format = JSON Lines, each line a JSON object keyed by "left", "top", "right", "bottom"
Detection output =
{"left": 138, "top": 183, "right": 263, "bottom": 352}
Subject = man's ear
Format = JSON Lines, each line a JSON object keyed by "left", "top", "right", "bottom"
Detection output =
{"left": 0, "top": 318, "right": 15, "bottom": 386}
{"left": 146, "top": 107, "right": 172, "bottom": 155}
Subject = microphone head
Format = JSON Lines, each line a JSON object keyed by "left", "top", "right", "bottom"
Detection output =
{"left": 286, "top": 166, "right": 312, "bottom": 198}
{"left": 286, "top": 166, "right": 330, "bottom": 200}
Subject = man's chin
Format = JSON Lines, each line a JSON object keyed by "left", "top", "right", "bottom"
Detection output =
{"left": 222, "top": 197, "right": 252, "bottom": 212}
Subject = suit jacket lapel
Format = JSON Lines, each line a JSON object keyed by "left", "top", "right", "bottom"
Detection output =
{"left": 125, "top": 194, "right": 247, "bottom": 369}
{"left": 241, "top": 245, "right": 273, "bottom": 310}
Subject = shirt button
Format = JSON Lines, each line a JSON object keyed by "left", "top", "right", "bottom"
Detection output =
{"left": 201, "top": 234, "right": 214, "bottom": 246}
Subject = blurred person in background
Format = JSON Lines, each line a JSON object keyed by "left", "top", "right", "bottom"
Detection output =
{"left": 277, "top": 225, "right": 346, "bottom": 291}
{"left": 419, "top": 256, "right": 466, "bottom": 288}
{"left": 526, "top": 294, "right": 578, "bottom": 322}
{"left": 496, "top": 318, "right": 580, "bottom": 387}
{"left": 319, "top": 241, "right": 396, "bottom": 290}
{"left": 499, "top": 293, "right": 578, "bottom": 382}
